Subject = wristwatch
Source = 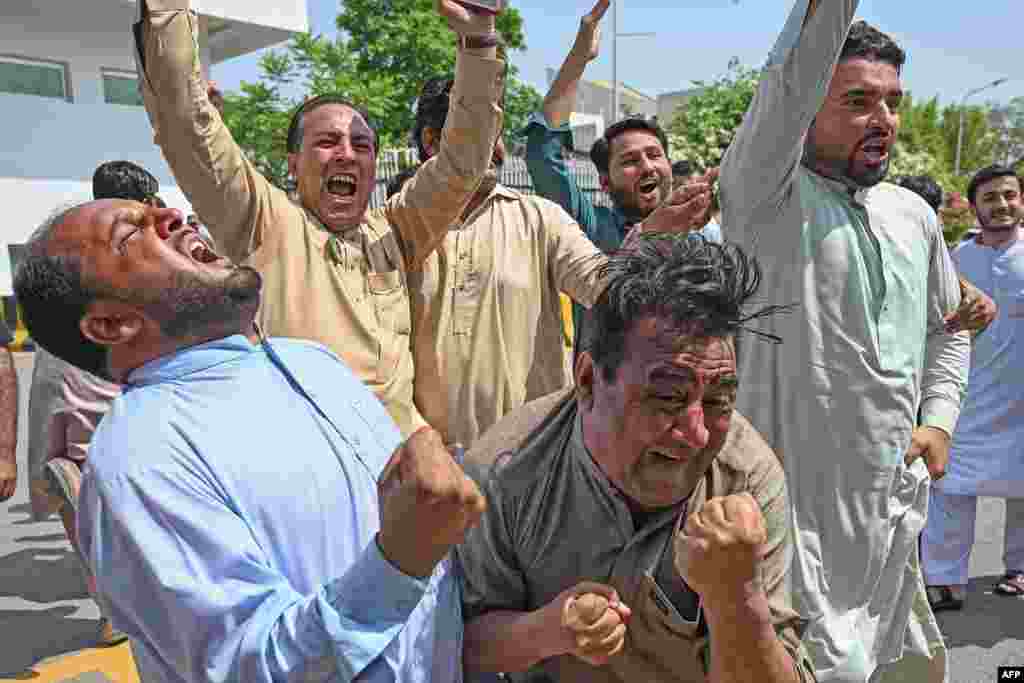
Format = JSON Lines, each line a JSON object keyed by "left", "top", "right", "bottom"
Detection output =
{"left": 458, "top": 31, "right": 503, "bottom": 51}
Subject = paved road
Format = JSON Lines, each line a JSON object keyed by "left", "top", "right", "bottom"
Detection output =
{"left": 1, "top": 353, "right": 1021, "bottom": 680}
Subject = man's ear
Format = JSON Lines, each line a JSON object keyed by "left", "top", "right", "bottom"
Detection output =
{"left": 287, "top": 153, "right": 299, "bottom": 182}
{"left": 420, "top": 127, "right": 439, "bottom": 159}
{"left": 574, "top": 351, "right": 598, "bottom": 411}
{"left": 80, "top": 300, "right": 145, "bottom": 348}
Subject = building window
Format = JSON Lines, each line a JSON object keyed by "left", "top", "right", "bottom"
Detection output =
{"left": 0, "top": 55, "right": 69, "bottom": 100}
{"left": 102, "top": 70, "right": 143, "bottom": 106}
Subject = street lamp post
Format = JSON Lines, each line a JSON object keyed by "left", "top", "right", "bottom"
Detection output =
{"left": 609, "top": 0, "right": 654, "bottom": 124}
{"left": 955, "top": 77, "right": 1009, "bottom": 177}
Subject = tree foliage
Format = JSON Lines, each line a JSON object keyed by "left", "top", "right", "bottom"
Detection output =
{"left": 664, "top": 63, "right": 760, "bottom": 170}
{"left": 219, "top": 0, "right": 542, "bottom": 188}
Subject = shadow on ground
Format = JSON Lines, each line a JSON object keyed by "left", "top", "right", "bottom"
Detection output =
{"left": 936, "top": 574, "right": 1024, "bottom": 649}
{"left": 0, "top": 547, "right": 89, "bottom": 603}
{"left": 0, "top": 606, "right": 98, "bottom": 677}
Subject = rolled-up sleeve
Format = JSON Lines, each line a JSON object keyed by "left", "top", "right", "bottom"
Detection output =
{"left": 387, "top": 52, "right": 505, "bottom": 270}
{"left": 79, "top": 460, "right": 426, "bottom": 683}
{"left": 134, "top": 0, "right": 294, "bottom": 264}
{"left": 920, "top": 212, "right": 969, "bottom": 436}
{"left": 720, "top": 0, "right": 859, "bottom": 240}
{"left": 524, "top": 113, "right": 600, "bottom": 242}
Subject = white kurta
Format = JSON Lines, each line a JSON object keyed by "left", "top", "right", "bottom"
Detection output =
{"left": 719, "top": 1, "right": 970, "bottom": 681}
{"left": 936, "top": 228, "right": 1024, "bottom": 499}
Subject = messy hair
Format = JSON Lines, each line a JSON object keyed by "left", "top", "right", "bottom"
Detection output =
{"left": 587, "top": 234, "right": 786, "bottom": 381}
{"left": 840, "top": 20, "right": 906, "bottom": 73}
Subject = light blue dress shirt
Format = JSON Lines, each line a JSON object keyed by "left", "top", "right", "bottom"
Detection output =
{"left": 78, "top": 335, "right": 463, "bottom": 683}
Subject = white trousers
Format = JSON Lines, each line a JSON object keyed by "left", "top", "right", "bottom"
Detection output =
{"left": 921, "top": 490, "right": 1024, "bottom": 586}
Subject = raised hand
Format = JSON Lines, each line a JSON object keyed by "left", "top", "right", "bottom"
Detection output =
{"left": 377, "top": 427, "right": 486, "bottom": 578}
{"left": 642, "top": 168, "right": 719, "bottom": 234}
{"left": 571, "top": 0, "right": 611, "bottom": 63}
{"left": 436, "top": 0, "right": 499, "bottom": 36}
{"left": 675, "top": 492, "right": 767, "bottom": 605}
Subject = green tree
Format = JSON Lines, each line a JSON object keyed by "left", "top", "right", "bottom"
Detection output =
{"left": 664, "top": 63, "right": 760, "bottom": 170}
{"left": 220, "top": 0, "right": 541, "bottom": 188}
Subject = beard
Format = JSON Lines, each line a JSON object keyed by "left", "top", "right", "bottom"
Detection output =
{"left": 609, "top": 175, "right": 670, "bottom": 224}
{"left": 141, "top": 266, "right": 262, "bottom": 340}
{"left": 979, "top": 209, "right": 1023, "bottom": 232}
{"left": 803, "top": 129, "right": 890, "bottom": 189}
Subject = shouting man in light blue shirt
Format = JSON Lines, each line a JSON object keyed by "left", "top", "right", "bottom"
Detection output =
{"left": 12, "top": 197, "right": 486, "bottom": 682}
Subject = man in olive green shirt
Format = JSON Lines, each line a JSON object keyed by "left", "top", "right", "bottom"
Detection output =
{"left": 134, "top": 0, "right": 505, "bottom": 435}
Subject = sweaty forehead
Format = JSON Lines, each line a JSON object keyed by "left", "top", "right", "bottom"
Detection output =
{"left": 50, "top": 199, "right": 138, "bottom": 254}
{"left": 627, "top": 317, "right": 736, "bottom": 375}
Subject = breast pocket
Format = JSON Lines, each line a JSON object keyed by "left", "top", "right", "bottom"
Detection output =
{"left": 368, "top": 270, "right": 412, "bottom": 382}
{"left": 621, "top": 573, "right": 707, "bottom": 680}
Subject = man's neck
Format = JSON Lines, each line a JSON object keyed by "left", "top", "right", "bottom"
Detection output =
{"left": 980, "top": 223, "right": 1022, "bottom": 250}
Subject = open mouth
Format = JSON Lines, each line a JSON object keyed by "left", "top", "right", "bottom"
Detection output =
{"left": 860, "top": 138, "right": 890, "bottom": 164}
{"left": 182, "top": 233, "right": 222, "bottom": 265}
{"left": 324, "top": 173, "right": 357, "bottom": 198}
{"left": 638, "top": 176, "right": 661, "bottom": 199}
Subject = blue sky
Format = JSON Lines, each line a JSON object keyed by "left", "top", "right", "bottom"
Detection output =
{"left": 213, "top": 0, "right": 1024, "bottom": 108}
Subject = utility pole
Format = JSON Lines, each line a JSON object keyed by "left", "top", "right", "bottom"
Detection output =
{"left": 609, "top": 0, "right": 655, "bottom": 125}
{"left": 955, "top": 77, "right": 1009, "bottom": 176}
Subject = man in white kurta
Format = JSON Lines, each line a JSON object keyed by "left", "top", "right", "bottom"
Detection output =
{"left": 922, "top": 166, "right": 1024, "bottom": 604}
{"left": 719, "top": 1, "right": 970, "bottom": 681}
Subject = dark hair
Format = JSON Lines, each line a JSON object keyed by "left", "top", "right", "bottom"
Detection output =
{"left": 92, "top": 161, "right": 159, "bottom": 203}
{"left": 286, "top": 94, "right": 379, "bottom": 156}
{"left": 589, "top": 117, "right": 670, "bottom": 175}
{"left": 897, "top": 175, "right": 943, "bottom": 213}
{"left": 840, "top": 21, "right": 906, "bottom": 73}
{"left": 13, "top": 205, "right": 111, "bottom": 378}
{"left": 671, "top": 159, "right": 694, "bottom": 178}
{"left": 588, "top": 234, "right": 776, "bottom": 381}
{"left": 386, "top": 167, "right": 420, "bottom": 200}
{"left": 412, "top": 77, "right": 455, "bottom": 162}
{"left": 967, "top": 164, "right": 1021, "bottom": 204}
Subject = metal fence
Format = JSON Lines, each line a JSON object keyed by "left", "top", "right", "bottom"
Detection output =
{"left": 368, "top": 148, "right": 612, "bottom": 210}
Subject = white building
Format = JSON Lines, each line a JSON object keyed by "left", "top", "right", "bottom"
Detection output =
{"left": 0, "top": 0, "right": 308, "bottom": 297}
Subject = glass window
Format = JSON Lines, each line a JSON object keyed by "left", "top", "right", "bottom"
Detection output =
{"left": 102, "top": 71, "right": 143, "bottom": 106}
{"left": 0, "top": 56, "right": 67, "bottom": 100}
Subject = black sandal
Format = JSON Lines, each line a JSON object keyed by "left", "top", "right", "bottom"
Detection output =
{"left": 926, "top": 585, "right": 964, "bottom": 612}
{"left": 994, "top": 572, "right": 1024, "bottom": 597}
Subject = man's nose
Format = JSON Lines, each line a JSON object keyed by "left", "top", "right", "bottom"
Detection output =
{"left": 152, "top": 208, "right": 185, "bottom": 240}
{"left": 670, "top": 401, "right": 710, "bottom": 450}
{"left": 332, "top": 138, "right": 356, "bottom": 162}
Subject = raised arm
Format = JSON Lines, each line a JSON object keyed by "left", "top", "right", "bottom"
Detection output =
{"left": 720, "top": 0, "right": 858, "bottom": 237}
{"left": 134, "top": 0, "right": 292, "bottom": 264}
{"left": 523, "top": 1, "right": 609, "bottom": 242}
{"left": 386, "top": 1, "right": 506, "bottom": 270}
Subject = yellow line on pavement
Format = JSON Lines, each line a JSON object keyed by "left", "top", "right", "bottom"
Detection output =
{"left": 0, "top": 643, "right": 139, "bottom": 683}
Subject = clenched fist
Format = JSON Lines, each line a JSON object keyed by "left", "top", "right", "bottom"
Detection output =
{"left": 675, "top": 493, "right": 767, "bottom": 604}
{"left": 377, "top": 427, "right": 486, "bottom": 578}
{"left": 545, "top": 582, "right": 631, "bottom": 667}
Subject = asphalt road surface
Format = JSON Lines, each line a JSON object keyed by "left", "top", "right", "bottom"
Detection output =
{"left": 1, "top": 353, "right": 1021, "bottom": 680}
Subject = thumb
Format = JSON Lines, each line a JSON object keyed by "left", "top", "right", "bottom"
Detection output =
{"left": 572, "top": 593, "right": 609, "bottom": 624}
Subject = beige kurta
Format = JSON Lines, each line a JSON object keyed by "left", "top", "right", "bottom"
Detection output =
{"left": 408, "top": 186, "right": 606, "bottom": 447}
{"left": 135, "top": 1, "right": 505, "bottom": 436}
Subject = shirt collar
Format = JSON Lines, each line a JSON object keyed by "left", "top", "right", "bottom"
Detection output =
{"left": 125, "top": 334, "right": 259, "bottom": 387}
{"left": 806, "top": 167, "right": 875, "bottom": 207}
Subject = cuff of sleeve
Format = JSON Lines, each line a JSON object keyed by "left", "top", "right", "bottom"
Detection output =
{"left": 452, "top": 51, "right": 507, "bottom": 108}
{"left": 318, "top": 539, "right": 428, "bottom": 677}
{"left": 522, "top": 111, "right": 574, "bottom": 154}
{"left": 919, "top": 397, "right": 960, "bottom": 437}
